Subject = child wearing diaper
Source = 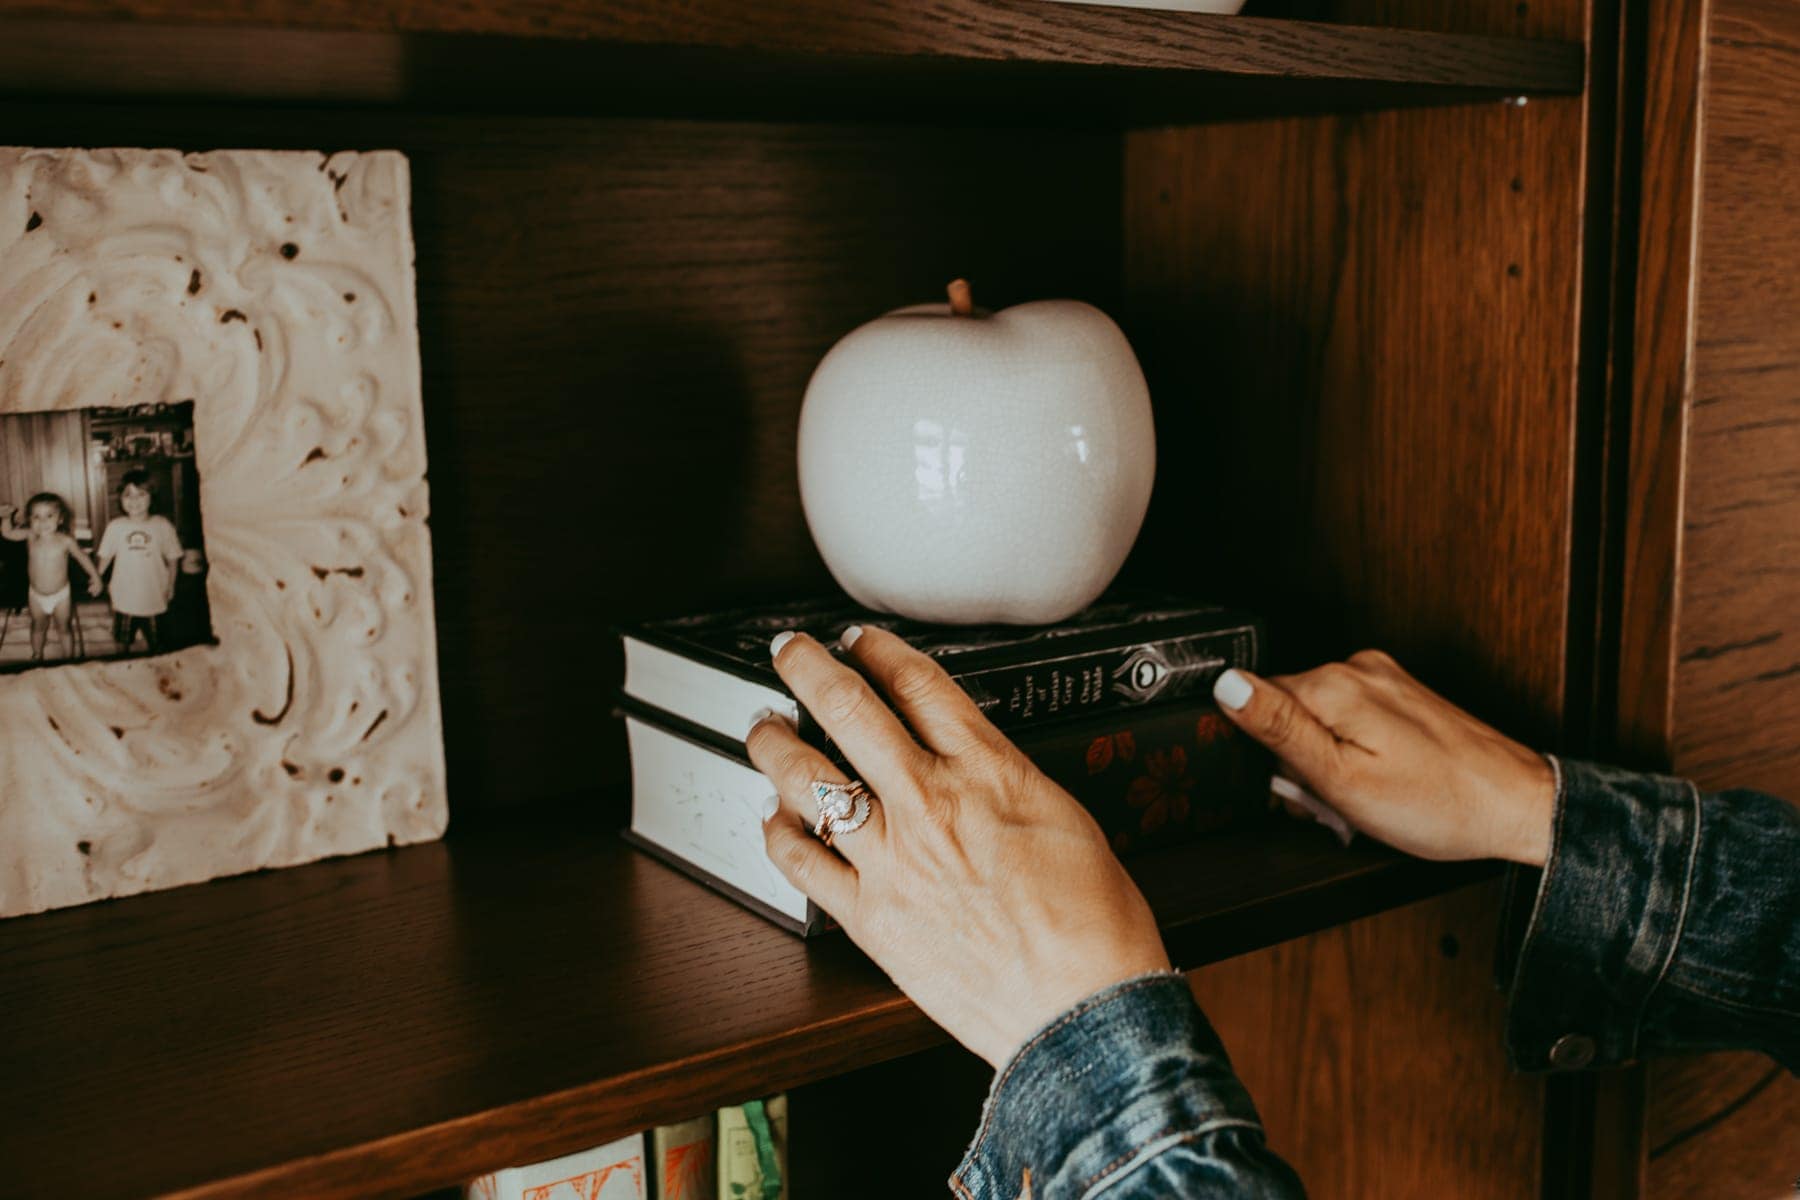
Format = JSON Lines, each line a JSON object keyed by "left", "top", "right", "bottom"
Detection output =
{"left": 96, "top": 470, "right": 183, "bottom": 655}
{"left": 1, "top": 492, "right": 104, "bottom": 661}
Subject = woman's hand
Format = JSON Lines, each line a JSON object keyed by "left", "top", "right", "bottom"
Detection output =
{"left": 746, "top": 625, "right": 1171, "bottom": 1068}
{"left": 1212, "top": 651, "right": 1556, "bottom": 866}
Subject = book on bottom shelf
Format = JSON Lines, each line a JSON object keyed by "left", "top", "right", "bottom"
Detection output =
{"left": 620, "top": 693, "right": 1272, "bottom": 936}
{"left": 717, "top": 1096, "right": 788, "bottom": 1200}
{"left": 619, "top": 594, "right": 1261, "bottom": 748}
{"left": 465, "top": 1133, "right": 647, "bottom": 1200}
{"left": 650, "top": 1115, "right": 717, "bottom": 1200}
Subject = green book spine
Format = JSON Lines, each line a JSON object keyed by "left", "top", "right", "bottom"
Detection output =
{"left": 717, "top": 1095, "right": 787, "bottom": 1200}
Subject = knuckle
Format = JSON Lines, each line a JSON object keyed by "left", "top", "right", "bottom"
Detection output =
{"left": 816, "top": 677, "right": 871, "bottom": 724}
{"left": 887, "top": 661, "right": 944, "bottom": 706}
{"left": 743, "top": 719, "right": 776, "bottom": 758}
{"left": 950, "top": 733, "right": 1005, "bottom": 773}
{"left": 1314, "top": 661, "right": 1354, "bottom": 687}
{"left": 770, "top": 746, "right": 814, "bottom": 787}
{"left": 1349, "top": 648, "right": 1396, "bottom": 672}
{"left": 1260, "top": 698, "right": 1301, "bottom": 746}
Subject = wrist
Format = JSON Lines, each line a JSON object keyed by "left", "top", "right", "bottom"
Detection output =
{"left": 1496, "top": 751, "right": 1557, "bottom": 867}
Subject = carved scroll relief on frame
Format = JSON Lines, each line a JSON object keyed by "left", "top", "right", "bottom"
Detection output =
{"left": 0, "top": 148, "right": 447, "bottom": 918}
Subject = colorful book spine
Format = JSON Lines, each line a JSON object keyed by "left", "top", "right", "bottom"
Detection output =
{"left": 466, "top": 1133, "right": 648, "bottom": 1200}
{"left": 651, "top": 1115, "right": 717, "bottom": 1200}
{"left": 717, "top": 1096, "right": 787, "bottom": 1200}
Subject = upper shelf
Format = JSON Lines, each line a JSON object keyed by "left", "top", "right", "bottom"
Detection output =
{"left": 0, "top": 0, "right": 1583, "bottom": 123}
{"left": 0, "top": 802, "right": 1494, "bottom": 1200}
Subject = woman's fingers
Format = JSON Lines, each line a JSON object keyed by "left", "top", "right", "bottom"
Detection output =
{"left": 770, "top": 632, "right": 931, "bottom": 798}
{"left": 837, "top": 624, "right": 996, "bottom": 759}
{"left": 745, "top": 711, "right": 887, "bottom": 866}
{"left": 761, "top": 805, "right": 860, "bottom": 921}
{"left": 1213, "top": 667, "right": 1345, "bottom": 789}
{"left": 1270, "top": 773, "right": 1355, "bottom": 845}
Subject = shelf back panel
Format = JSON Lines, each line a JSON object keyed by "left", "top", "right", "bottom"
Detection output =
{"left": 1121, "top": 93, "right": 1588, "bottom": 1199}
{"left": 0, "top": 105, "right": 1123, "bottom": 815}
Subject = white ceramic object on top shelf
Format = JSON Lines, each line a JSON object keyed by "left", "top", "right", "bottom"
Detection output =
{"left": 797, "top": 282, "right": 1156, "bottom": 626}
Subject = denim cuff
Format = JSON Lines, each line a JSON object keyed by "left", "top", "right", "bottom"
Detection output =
{"left": 1503, "top": 755, "right": 1701, "bottom": 1071}
{"left": 951, "top": 972, "right": 1267, "bottom": 1200}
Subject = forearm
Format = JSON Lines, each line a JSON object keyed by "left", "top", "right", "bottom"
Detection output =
{"left": 953, "top": 973, "right": 1304, "bottom": 1200}
{"left": 1500, "top": 757, "right": 1800, "bottom": 1073}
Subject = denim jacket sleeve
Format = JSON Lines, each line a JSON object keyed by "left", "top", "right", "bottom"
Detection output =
{"left": 951, "top": 972, "right": 1304, "bottom": 1200}
{"left": 1499, "top": 756, "right": 1800, "bottom": 1074}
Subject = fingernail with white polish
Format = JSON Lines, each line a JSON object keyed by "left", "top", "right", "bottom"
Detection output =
{"left": 1214, "top": 668, "right": 1253, "bottom": 711}
{"left": 761, "top": 794, "right": 781, "bottom": 821}
{"left": 747, "top": 707, "right": 777, "bottom": 736}
{"left": 770, "top": 631, "right": 795, "bottom": 658}
{"left": 839, "top": 624, "right": 863, "bottom": 650}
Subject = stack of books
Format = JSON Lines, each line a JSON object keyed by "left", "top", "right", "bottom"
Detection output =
{"left": 465, "top": 1096, "right": 786, "bottom": 1200}
{"left": 617, "top": 595, "right": 1270, "bottom": 935}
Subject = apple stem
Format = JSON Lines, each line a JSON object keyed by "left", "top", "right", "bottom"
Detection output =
{"left": 947, "top": 278, "right": 974, "bottom": 316}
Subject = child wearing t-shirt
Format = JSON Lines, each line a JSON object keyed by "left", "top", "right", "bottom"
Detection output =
{"left": 1, "top": 492, "right": 104, "bottom": 661}
{"left": 96, "top": 471, "right": 183, "bottom": 655}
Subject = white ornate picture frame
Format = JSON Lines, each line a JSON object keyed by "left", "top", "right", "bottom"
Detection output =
{"left": 0, "top": 148, "right": 446, "bottom": 918}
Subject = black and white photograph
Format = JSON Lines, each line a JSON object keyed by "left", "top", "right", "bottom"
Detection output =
{"left": 0, "top": 401, "right": 213, "bottom": 671}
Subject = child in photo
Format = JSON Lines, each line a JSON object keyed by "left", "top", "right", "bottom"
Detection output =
{"left": 97, "top": 470, "right": 183, "bottom": 655}
{"left": 1, "top": 492, "right": 104, "bottom": 661}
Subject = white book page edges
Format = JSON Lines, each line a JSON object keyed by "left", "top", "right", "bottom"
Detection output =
{"left": 623, "top": 636, "right": 796, "bottom": 741}
{"left": 625, "top": 716, "right": 809, "bottom": 923}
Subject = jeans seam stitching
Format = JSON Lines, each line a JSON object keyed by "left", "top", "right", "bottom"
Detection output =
{"left": 1627, "top": 777, "right": 1703, "bottom": 1056}
{"left": 960, "top": 972, "right": 1182, "bottom": 1172}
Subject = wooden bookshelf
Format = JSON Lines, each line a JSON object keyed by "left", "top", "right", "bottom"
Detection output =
{"left": 0, "top": 805, "right": 1489, "bottom": 1200}
{"left": 0, "top": 2, "right": 1581, "bottom": 120}
{"left": 12, "top": 0, "right": 1755, "bottom": 1194}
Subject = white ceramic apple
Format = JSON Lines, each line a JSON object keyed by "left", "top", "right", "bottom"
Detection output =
{"left": 797, "top": 281, "right": 1155, "bottom": 625}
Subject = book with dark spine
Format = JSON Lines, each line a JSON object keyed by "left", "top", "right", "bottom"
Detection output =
{"left": 620, "top": 595, "right": 1261, "bottom": 747}
{"left": 619, "top": 693, "right": 1272, "bottom": 936}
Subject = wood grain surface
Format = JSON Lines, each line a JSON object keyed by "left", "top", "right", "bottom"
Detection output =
{"left": 0, "top": 11, "right": 1581, "bottom": 125}
{"left": 1194, "top": 880, "right": 1543, "bottom": 1198}
{"left": 1121, "top": 98, "right": 1584, "bottom": 740}
{"left": 1617, "top": 0, "right": 1800, "bottom": 1190}
{"left": 0, "top": 0, "right": 1581, "bottom": 85}
{"left": 1645, "top": 1052, "right": 1800, "bottom": 1198}
{"left": 0, "top": 806, "right": 1477, "bottom": 1200}
{"left": 1119, "top": 85, "right": 1588, "bottom": 1198}
{"left": 1314, "top": 0, "right": 1583, "bottom": 40}
{"left": 1672, "top": 0, "right": 1800, "bottom": 797}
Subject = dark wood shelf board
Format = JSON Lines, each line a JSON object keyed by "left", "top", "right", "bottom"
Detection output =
{"left": 0, "top": 5, "right": 1581, "bottom": 122}
{"left": 0, "top": 805, "right": 1494, "bottom": 1199}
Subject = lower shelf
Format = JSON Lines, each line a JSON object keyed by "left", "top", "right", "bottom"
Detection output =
{"left": 0, "top": 801, "right": 1495, "bottom": 1199}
